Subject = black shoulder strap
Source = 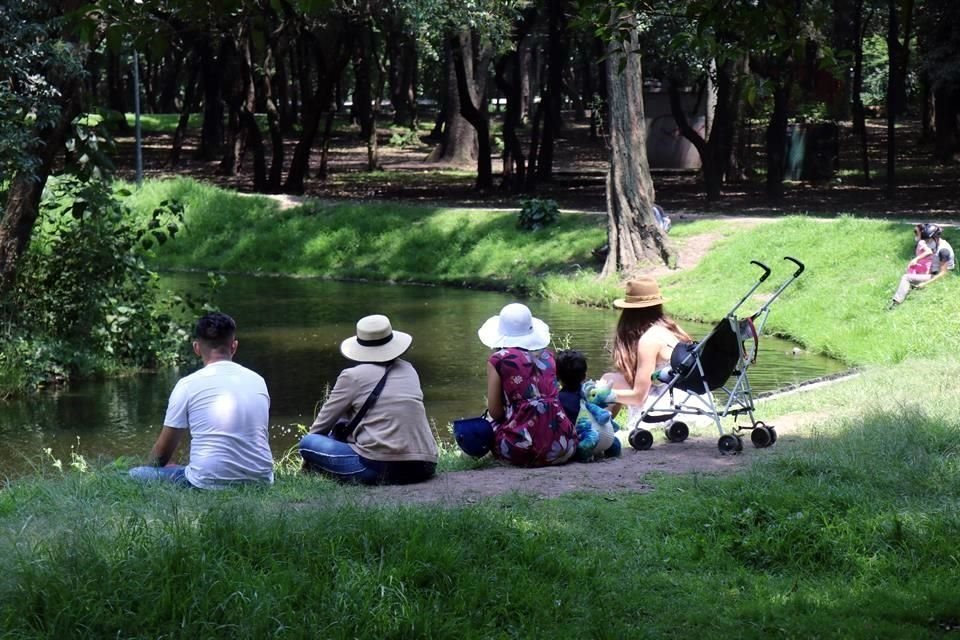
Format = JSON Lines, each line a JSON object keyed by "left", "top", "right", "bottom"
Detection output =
{"left": 343, "top": 363, "right": 393, "bottom": 435}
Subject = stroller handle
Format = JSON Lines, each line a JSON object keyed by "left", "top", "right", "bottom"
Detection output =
{"left": 784, "top": 256, "right": 805, "bottom": 277}
{"left": 750, "top": 261, "right": 771, "bottom": 282}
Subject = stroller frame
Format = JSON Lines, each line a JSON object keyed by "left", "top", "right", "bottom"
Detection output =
{"left": 627, "top": 257, "right": 805, "bottom": 454}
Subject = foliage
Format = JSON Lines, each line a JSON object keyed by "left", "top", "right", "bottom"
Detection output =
{"left": 0, "top": 0, "right": 85, "bottom": 192}
{"left": 860, "top": 33, "right": 890, "bottom": 108}
{"left": 7, "top": 174, "right": 189, "bottom": 383}
{"left": 516, "top": 197, "right": 560, "bottom": 231}
{"left": 388, "top": 127, "right": 421, "bottom": 148}
{"left": 2, "top": 357, "right": 960, "bottom": 637}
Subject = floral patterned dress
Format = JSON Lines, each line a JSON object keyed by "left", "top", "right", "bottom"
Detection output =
{"left": 489, "top": 347, "right": 578, "bottom": 467}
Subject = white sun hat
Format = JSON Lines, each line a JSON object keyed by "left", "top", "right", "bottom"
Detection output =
{"left": 340, "top": 314, "right": 413, "bottom": 363}
{"left": 477, "top": 303, "right": 551, "bottom": 350}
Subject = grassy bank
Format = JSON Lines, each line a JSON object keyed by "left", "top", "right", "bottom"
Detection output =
{"left": 127, "top": 178, "right": 605, "bottom": 292}
{"left": 2, "top": 357, "right": 959, "bottom": 638}
{"left": 128, "top": 179, "right": 957, "bottom": 366}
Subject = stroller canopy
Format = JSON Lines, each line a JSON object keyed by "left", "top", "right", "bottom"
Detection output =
{"left": 671, "top": 318, "right": 750, "bottom": 393}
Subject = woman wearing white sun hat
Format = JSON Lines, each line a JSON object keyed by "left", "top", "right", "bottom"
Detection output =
{"left": 475, "top": 302, "right": 578, "bottom": 467}
{"left": 299, "top": 314, "right": 438, "bottom": 485}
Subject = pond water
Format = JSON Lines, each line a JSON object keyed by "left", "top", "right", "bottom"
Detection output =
{"left": 0, "top": 274, "right": 846, "bottom": 476}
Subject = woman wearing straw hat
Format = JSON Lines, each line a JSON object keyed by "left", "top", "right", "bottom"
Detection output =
{"left": 477, "top": 303, "right": 578, "bottom": 466}
{"left": 298, "top": 314, "right": 438, "bottom": 485}
{"left": 602, "top": 277, "right": 693, "bottom": 413}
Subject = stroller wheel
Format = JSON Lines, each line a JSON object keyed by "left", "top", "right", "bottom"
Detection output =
{"left": 768, "top": 427, "right": 778, "bottom": 444}
{"left": 718, "top": 434, "right": 743, "bottom": 455}
{"left": 629, "top": 428, "right": 654, "bottom": 451}
{"left": 665, "top": 421, "right": 689, "bottom": 443}
{"left": 750, "top": 425, "right": 774, "bottom": 448}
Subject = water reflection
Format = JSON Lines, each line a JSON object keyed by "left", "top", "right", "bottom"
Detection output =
{"left": 0, "top": 275, "right": 846, "bottom": 475}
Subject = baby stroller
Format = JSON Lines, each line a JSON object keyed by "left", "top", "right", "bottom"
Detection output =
{"left": 627, "top": 257, "right": 805, "bottom": 454}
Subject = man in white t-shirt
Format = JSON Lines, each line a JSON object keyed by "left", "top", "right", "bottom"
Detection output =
{"left": 129, "top": 312, "right": 274, "bottom": 488}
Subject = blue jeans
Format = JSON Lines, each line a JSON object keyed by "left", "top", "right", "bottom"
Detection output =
{"left": 128, "top": 464, "right": 195, "bottom": 488}
{"left": 298, "top": 434, "right": 436, "bottom": 485}
{"left": 299, "top": 434, "right": 382, "bottom": 484}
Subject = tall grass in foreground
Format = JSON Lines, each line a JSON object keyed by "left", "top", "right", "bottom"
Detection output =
{"left": 2, "top": 357, "right": 959, "bottom": 638}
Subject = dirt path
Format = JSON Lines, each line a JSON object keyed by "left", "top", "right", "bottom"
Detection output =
{"left": 353, "top": 414, "right": 817, "bottom": 507}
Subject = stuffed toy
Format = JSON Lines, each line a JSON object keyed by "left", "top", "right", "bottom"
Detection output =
{"left": 574, "top": 380, "right": 621, "bottom": 461}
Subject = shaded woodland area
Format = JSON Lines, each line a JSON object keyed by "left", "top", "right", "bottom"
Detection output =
{"left": 4, "top": 0, "right": 960, "bottom": 285}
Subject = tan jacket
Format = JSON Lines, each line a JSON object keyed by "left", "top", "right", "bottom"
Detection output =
{"left": 311, "top": 359, "right": 438, "bottom": 463}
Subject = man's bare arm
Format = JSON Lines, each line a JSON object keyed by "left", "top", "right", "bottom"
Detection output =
{"left": 148, "top": 426, "right": 185, "bottom": 467}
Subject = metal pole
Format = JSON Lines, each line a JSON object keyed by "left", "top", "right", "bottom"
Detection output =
{"left": 133, "top": 49, "right": 143, "bottom": 186}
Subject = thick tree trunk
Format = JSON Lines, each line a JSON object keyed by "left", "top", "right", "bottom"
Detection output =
{"left": 601, "top": 25, "right": 673, "bottom": 277}
{"left": 427, "top": 40, "right": 477, "bottom": 165}
{"left": 450, "top": 31, "right": 492, "bottom": 189}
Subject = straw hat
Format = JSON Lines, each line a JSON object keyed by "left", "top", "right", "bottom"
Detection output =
{"left": 340, "top": 315, "right": 412, "bottom": 363}
{"left": 613, "top": 277, "right": 666, "bottom": 309}
{"left": 477, "top": 303, "right": 551, "bottom": 350}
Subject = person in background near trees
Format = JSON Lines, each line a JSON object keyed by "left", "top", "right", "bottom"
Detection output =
{"left": 299, "top": 314, "right": 438, "bottom": 485}
{"left": 129, "top": 312, "right": 274, "bottom": 489}
{"left": 601, "top": 277, "right": 693, "bottom": 422}
{"left": 890, "top": 223, "right": 956, "bottom": 308}
{"left": 478, "top": 303, "right": 578, "bottom": 467}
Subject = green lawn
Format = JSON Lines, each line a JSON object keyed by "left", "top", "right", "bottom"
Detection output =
{"left": 2, "top": 356, "right": 958, "bottom": 638}
{"left": 4, "top": 178, "right": 956, "bottom": 638}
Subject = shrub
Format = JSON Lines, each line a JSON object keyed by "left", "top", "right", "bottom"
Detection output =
{"left": 517, "top": 198, "right": 560, "bottom": 231}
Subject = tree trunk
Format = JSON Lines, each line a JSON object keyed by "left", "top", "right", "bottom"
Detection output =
{"left": 219, "top": 33, "right": 247, "bottom": 176}
{"left": 352, "top": 20, "right": 375, "bottom": 142}
{"left": 667, "top": 61, "right": 739, "bottom": 202}
{"left": 0, "top": 86, "right": 83, "bottom": 295}
{"left": 886, "top": 0, "right": 898, "bottom": 195}
{"left": 284, "top": 24, "right": 351, "bottom": 194}
{"left": 196, "top": 38, "right": 225, "bottom": 161}
{"left": 601, "top": 22, "right": 673, "bottom": 277}
{"left": 933, "top": 85, "right": 959, "bottom": 163}
{"left": 167, "top": 51, "right": 201, "bottom": 168}
{"left": 387, "top": 22, "right": 418, "bottom": 127}
{"left": 427, "top": 39, "right": 478, "bottom": 165}
{"left": 765, "top": 82, "right": 790, "bottom": 200}
{"left": 852, "top": 0, "right": 871, "bottom": 182}
{"left": 536, "top": 0, "right": 569, "bottom": 181}
{"left": 450, "top": 31, "right": 492, "bottom": 189}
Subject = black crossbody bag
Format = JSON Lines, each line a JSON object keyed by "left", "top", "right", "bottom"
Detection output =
{"left": 331, "top": 364, "right": 393, "bottom": 441}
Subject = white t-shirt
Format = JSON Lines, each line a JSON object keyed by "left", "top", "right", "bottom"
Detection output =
{"left": 164, "top": 360, "right": 274, "bottom": 488}
{"left": 932, "top": 238, "right": 955, "bottom": 273}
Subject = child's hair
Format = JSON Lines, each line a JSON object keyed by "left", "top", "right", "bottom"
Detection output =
{"left": 556, "top": 350, "right": 588, "bottom": 389}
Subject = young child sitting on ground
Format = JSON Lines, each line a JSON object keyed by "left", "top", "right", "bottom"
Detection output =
{"left": 556, "top": 350, "right": 622, "bottom": 461}
{"left": 906, "top": 223, "right": 935, "bottom": 275}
